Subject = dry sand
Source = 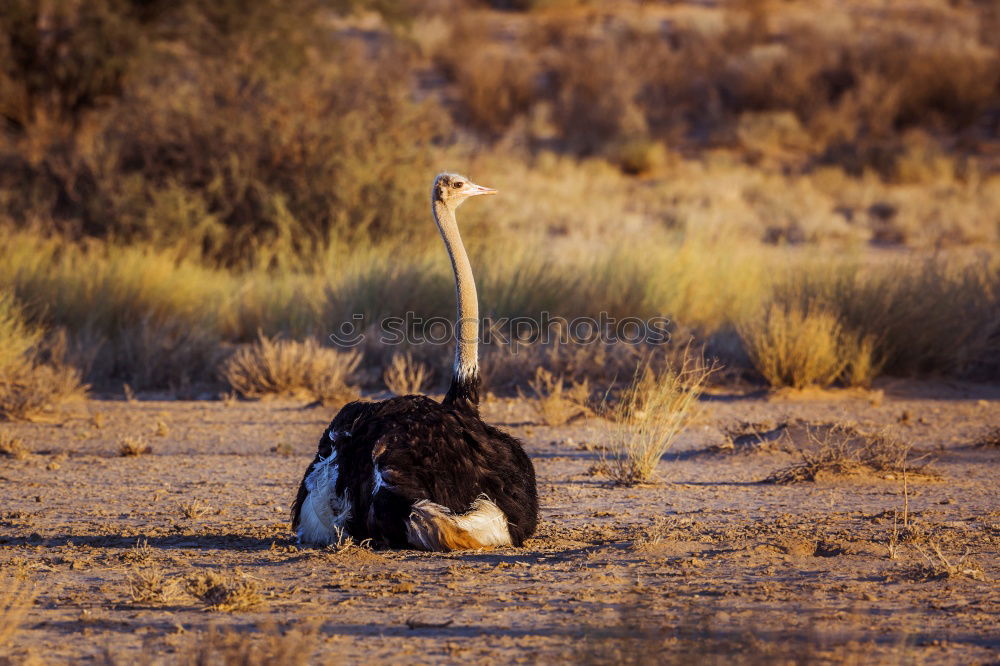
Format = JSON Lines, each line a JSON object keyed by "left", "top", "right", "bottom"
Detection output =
{"left": 1, "top": 380, "right": 998, "bottom": 664}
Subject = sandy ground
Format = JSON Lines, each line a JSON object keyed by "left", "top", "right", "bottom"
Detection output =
{"left": 1, "top": 380, "right": 998, "bottom": 664}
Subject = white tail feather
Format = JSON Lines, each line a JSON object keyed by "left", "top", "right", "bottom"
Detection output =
{"left": 297, "top": 452, "right": 352, "bottom": 545}
{"left": 406, "top": 496, "right": 512, "bottom": 551}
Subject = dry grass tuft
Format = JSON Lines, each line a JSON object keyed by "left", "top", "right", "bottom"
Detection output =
{"left": 0, "top": 294, "right": 87, "bottom": 420}
{"left": 118, "top": 436, "right": 152, "bottom": 457}
{"left": 323, "top": 526, "right": 374, "bottom": 556}
{"left": 127, "top": 565, "right": 266, "bottom": 612}
{"left": 765, "top": 426, "right": 930, "bottom": 484}
{"left": 739, "top": 304, "right": 878, "bottom": 389}
{"left": 180, "top": 499, "right": 212, "bottom": 520}
{"left": 524, "top": 368, "right": 591, "bottom": 426}
{"left": 127, "top": 566, "right": 183, "bottom": 605}
{"left": 0, "top": 575, "right": 35, "bottom": 648}
{"left": 383, "top": 352, "right": 430, "bottom": 395}
{"left": 0, "top": 432, "right": 29, "bottom": 460}
{"left": 122, "top": 539, "right": 153, "bottom": 565}
{"left": 0, "top": 361, "right": 87, "bottom": 422}
{"left": 600, "top": 353, "right": 713, "bottom": 486}
{"left": 222, "top": 335, "right": 361, "bottom": 406}
{"left": 184, "top": 570, "right": 265, "bottom": 612}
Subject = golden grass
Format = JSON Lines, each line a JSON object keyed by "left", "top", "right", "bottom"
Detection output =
{"left": 601, "top": 353, "right": 713, "bottom": 486}
{"left": 738, "top": 303, "right": 879, "bottom": 389}
{"left": 383, "top": 352, "right": 430, "bottom": 395}
{"left": 0, "top": 291, "right": 87, "bottom": 420}
{"left": 1, "top": 229, "right": 997, "bottom": 394}
{"left": 222, "top": 335, "right": 361, "bottom": 405}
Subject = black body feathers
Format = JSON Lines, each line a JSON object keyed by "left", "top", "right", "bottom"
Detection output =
{"left": 291, "top": 393, "right": 538, "bottom": 548}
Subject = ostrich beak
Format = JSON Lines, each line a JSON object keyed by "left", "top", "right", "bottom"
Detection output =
{"left": 469, "top": 183, "right": 497, "bottom": 196}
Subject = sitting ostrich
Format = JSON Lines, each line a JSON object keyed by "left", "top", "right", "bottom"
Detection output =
{"left": 291, "top": 174, "right": 538, "bottom": 550}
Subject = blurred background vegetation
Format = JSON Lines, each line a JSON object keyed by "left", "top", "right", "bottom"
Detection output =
{"left": 0, "top": 0, "right": 998, "bottom": 401}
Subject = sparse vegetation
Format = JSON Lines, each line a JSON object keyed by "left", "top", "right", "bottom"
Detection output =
{"left": 127, "top": 566, "right": 183, "bottom": 606}
{"left": 765, "top": 426, "right": 930, "bottom": 484}
{"left": 222, "top": 335, "right": 361, "bottom": 405}
{"left": 118, "top": 436, "right": 151, "bottom": 457}
{"left": 600, "top": 353, "right": 712, "bottom": 486}
{"left": 180, "top": 499, "right": 212, "bottom": 520}
{"left": 383, "top": 352, "right": 430, "bottom": 396}
{"left": 184, "top": 570, "right": 266, "bottom": 613}
{"left": 524, "top": 368, "right": 591, "bottom": 427}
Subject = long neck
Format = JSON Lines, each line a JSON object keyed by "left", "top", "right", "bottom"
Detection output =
{"left": 433, "top": 199, "right": 480, "bottom": 410}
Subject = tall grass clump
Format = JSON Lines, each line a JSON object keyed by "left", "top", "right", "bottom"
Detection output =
{"left": 0, "top": 232, "right": 228, "bottom": 389}
{"left": 766, "top": 255, "right": 1000, "bottom": 379}
{"left": 601, "top": 353, "right": 712, "bottom": 485}
{"left": 738, "top": 304, "right": 878, "bottom": 390}
{"left": 222, "top": 334, "right": 361, "bottom": 405}
{"left": 0, "top": 291, "right": 86, "bottom": 420}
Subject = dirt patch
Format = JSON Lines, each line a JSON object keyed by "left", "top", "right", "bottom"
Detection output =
{"left": 0, "top": 384, "right": 997, "bottom": 663}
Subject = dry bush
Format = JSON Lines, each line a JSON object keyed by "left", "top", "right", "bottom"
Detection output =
{"left": 912, "top": 543, "right": 987, "bottom": 582}
{"left": 738, "top": 303, "right": 879, "bottom": 389}
{"left": 118, "top": 436, "right": 151, "bottom": 457}
{"left": 600, "top": 354, "right": 712, "bottom": 486}
{"left": 765, "top": 426, "right": 929, "bottom": 484}
{"left": 222, "top": 335, "right": 361, "bottom": 405}
{"left": 0, "top": 432, "right": 29, "bottom": 460}
{"left": 383, "top": 351, "right": 430, "bottom": 395}
{"left": 523, "top": 367, "right": 590, "bottom": 426}
{"left": 184, "top": 570, "right": 265, "bottom": 613}
{"left": 0, "top": 575, "right": 35, "bottom": 648}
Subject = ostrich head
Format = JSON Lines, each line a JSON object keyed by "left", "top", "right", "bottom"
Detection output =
{"left": 433, "top": 173, "right": 497, "bottom": 208}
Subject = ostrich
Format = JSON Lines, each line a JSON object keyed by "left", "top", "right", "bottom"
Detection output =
{"left": 291, "top": 173, "right": 539, "bottom": 550}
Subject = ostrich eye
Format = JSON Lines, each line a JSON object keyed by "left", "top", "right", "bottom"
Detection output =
{"left": 452, "top": 181, "right": 464, "bottom": 189}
